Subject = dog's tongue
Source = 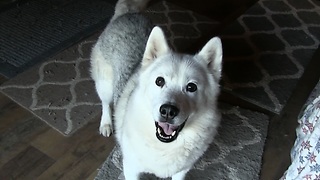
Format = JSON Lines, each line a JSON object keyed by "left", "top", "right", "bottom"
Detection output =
{"left": 158, "top": 122, "right": 177, "bottom": 135}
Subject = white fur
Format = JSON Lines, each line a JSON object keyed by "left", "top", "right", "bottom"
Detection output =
{"left": 91, "top": 44, "right": 114, "bottom": 137}
{"left": 91, "top": 2, "right": 223, "bottom": 178}
{"left": 113, "top": 28, "right": 222, "bottom": 179}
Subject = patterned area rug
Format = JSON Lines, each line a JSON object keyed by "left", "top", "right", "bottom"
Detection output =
{"left": 95, "top": 104, "right": 269, "bottom": 180}
{"left": 221, "top": 0, "right": 320, "bottom": 113}
{"left": 0, "top": 0, "right": 116, "bottom": 77}
{"left": 0, "top": 1, "right": 220, "bottom": 136}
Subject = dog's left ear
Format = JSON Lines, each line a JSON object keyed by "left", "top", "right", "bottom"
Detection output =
{"left": 195, "top": 37, "right": 223, "bottom": 80}
{"left": 142, "top": 26, "right": 169, "bottom": 67}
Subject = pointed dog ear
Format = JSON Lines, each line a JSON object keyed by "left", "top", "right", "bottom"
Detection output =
{"left": 142, "top": 26, "right": 169, "bottom": 67}
{"left": 195, "top": 37, "right": 223, "bottom": 80}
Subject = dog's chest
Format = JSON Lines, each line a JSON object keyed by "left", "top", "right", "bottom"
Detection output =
{"left": 123, "top": 135, "right": 201, "bottom": 177}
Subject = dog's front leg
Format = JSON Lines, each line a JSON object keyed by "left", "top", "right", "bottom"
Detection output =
{"left": 123, "top": 157, "right": 140, "bottom": 180}
{"left": 99, "top": 101, "right": 113, "bottom": 137}
{"left": 96, "top": 79, "right": 114, "bottom": 137}
{"left": 172, "top": 169, "right": 189, "bottom": 180}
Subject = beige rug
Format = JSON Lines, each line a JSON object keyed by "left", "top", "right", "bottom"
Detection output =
{"left": 0, "top": 1, "right": 219, "bottom": 136}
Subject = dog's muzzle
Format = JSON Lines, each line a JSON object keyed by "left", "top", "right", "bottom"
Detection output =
{"left": 155, "top": 104, "right": 186, "bottom": 143}
{"left": 155, "top": 121, "right": 186, "bottom": 143}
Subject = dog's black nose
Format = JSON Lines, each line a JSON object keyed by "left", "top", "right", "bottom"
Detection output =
{"left": 159, "top": 104, "right": 179, "bottom": 121}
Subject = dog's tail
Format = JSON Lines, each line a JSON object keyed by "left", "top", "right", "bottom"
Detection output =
{"left": 111, "top": 0, "right": 151, "bottom": 21}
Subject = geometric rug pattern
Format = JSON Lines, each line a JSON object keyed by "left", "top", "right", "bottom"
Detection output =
{"left": 221, "top": 0, "right": 320, "bottom": 113}
{"left": 144, "top": 1, "right": 220, "bottom": 52}
{"left": 0, "top": 36, "right": 101, "bottom": 136}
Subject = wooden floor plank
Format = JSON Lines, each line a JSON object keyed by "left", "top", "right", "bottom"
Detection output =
{"left": 30, "top": 128, "right": 72, "bottom": 160}
{"left": 59, "top": 153, "right": 103, "bottom": 180}
{"left": 87, "top": 170, "right": 99, "bottom": 180}
{"left": 0, "top": 115, "right": 48, "bottom": 167}
{"left": 36, "top": 127, "right": 115, "bottom": 179}
{"left": 31, "top": 116, "right": 107, "bottom": 160}
{"left": 36, "top": 150, "right": 84, "bottom": 179}
{"left": 0, "top": 94, "right": 33, "bottom": 133}
{"left": 0, "top": 92, "right": 48, "bottom": 167}
{"left": 0, "top": 146, "right": 55, "bottom": 179}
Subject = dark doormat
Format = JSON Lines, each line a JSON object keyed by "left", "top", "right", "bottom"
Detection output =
{"left": 0, "top": 0, "right": 116, "bottom": 77}
{"left": 221, "top": 0, "right": 320, "bottom": 113}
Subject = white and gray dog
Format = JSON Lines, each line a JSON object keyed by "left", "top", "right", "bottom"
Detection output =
{"left": 91, "top": 0, "right": 223, "bottom": 179}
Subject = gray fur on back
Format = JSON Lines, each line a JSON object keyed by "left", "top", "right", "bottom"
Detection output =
{"left": 95, "top": 13, "right": 154, "bottom": 104}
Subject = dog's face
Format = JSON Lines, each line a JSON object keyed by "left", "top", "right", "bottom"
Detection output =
{"left": 138, "top": 27, "right": 222, "bottom": 143}
{"left": 140, "top": 55, "right": 213, "bottom": 142}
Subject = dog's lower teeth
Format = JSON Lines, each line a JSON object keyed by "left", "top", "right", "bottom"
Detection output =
{"left": 158, "top": 130, "right": 174, "bottom": 139}
{"left": 172, "top": 131, "right": 176, "bottom": 136}
{"left": 156, "top": 122, "right": 184, "bottom": 142}
{"left": 158, "top": 132, "right": 171, "bottom": 139}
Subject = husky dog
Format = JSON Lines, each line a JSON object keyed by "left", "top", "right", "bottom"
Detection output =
{"left": 91, "top": 1, "right": 223, "bottom": 179}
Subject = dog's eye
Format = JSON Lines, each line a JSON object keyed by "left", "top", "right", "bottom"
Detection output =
{"left": 186, "top": 83, "right": 197, "bottom": 92}
{"left": 155, "top": 77, "right": 165, "bottom": 87}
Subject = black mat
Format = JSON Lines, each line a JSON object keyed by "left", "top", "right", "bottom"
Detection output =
{"left": 0, "top": 0, "right": 116, "bottom": 77}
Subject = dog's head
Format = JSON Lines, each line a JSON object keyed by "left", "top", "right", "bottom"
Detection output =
{"left": 138, "top": 26, "right": 222, "bottom": 143}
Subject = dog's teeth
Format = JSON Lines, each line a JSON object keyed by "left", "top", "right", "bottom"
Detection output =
{"left": 172, "top": 131, "right": 176, "bottom": 136}
{"left": 157, "top": 126, "right": 177, "bottom": 140}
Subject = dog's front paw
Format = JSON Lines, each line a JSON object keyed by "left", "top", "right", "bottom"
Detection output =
{"left": 99, "top": 123, "right": 113, "bottom": 137}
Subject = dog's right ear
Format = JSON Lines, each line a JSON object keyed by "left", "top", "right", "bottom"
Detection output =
{"left": 142, "top": 26, "right": 169, "bottom": 67}
{"left": 195, "top": 37, "right": 223, "bottom": 80}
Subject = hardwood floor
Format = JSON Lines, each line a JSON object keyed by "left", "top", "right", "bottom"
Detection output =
{"left": 0, "top": 88, "right": 115, "bottom": 179}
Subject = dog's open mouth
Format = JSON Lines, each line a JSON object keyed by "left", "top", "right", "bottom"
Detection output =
{"left": 155, "top": 121, "right": 186, "bottom": 143}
